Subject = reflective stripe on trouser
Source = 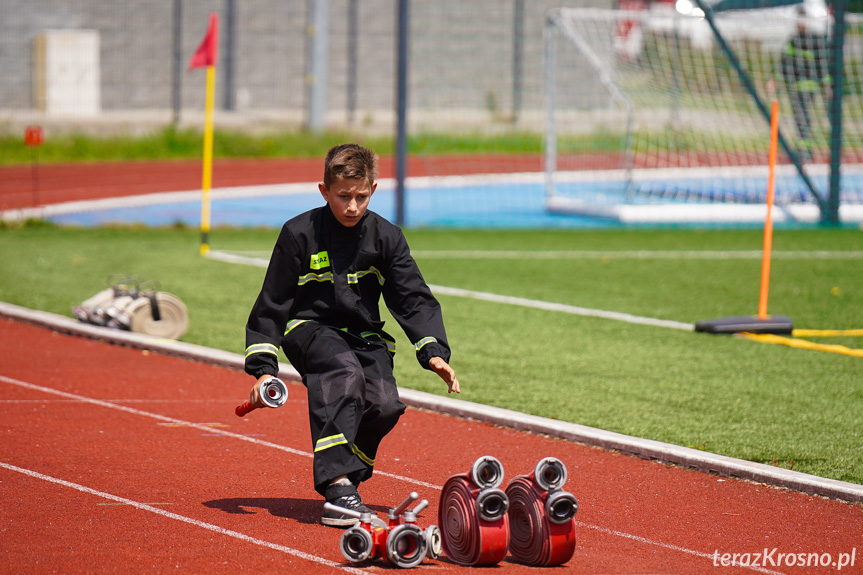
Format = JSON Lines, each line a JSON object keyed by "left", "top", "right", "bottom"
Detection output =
{"left": 281, "top": 322, "right": 405, "bottom": 496}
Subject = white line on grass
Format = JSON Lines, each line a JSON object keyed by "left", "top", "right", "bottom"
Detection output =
{"left": 412, "top": 249, "right": 863, "bottom": 260}
{"left": 211, "top": 249, "right": 863, "bottom": 261}
{"left": 206, "top": 250, "right": 693, "bottom": 332}
{"left": 0, "top": 372, "right": 787, "bottom": 574}
{"left": 0, "top": 461, "right": 364, "bottom": 574}
{"left": 429, "top": 284, "right": 693, "bottom": 331}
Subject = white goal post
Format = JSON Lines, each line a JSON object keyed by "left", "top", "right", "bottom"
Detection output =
{"left": 543, "top": 6, "right": 863, "bottom": 224}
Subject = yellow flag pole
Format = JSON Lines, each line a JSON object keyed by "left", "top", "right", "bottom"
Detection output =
{"left": 200, "top": 64, "right": 216, "bottom": 256}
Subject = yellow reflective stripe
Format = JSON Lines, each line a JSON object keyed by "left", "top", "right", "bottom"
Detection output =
{"left": 352, "top": 444, "right": 375, "bottom": 467}
{"left": 347, "top": 267, "right": 384, "bottom": 286}
{"left": 284, "top": 319, "right": 309, "bottom": 335}
{"left": 414, "top": 336, "right": 438, "bottom": 351}
{"left": 298, "top": 271, "right": 333, "bottom": 285}
{"left": 383, "top": 337, "right": 396, "bottom": 354}
{"left": 314, "top": 434, "right": 347, "bottom": 452}
{"left": 245, "top": 343, "right": 278, "bottom": 358}
{"left": 360, "top": 331, "right": 396, "bottom": 354}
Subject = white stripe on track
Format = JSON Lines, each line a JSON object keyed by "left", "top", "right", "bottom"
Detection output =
{"left": 576, "top": 522, "right": 788, "bottom": 575}
{"left": 0, "top": 461, "right": 364, "bottom": 574}
{"left": 0, "top": 374, "right": 440, "bottom": 489}
{"left": 1, "top": 373, "right": 787, "bottom": 573}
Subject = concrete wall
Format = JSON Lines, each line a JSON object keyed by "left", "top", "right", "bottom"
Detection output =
{"left": 0, "top": 0, "right": 610, "bottom": 131}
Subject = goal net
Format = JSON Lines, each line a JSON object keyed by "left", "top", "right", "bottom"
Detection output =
{"left": 544, "top": 6, "right": 863, "bottom": 224}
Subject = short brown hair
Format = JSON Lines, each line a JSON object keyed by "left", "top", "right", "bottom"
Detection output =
{"left": 323, "top": 143, "right": 378, "bottom": 188}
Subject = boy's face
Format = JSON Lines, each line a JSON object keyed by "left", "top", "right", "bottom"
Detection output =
{"left": 319, "top": 177, "right": 376, "bottom": 228}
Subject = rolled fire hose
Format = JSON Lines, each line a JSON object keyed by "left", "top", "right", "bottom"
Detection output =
{"left": 437, "top": 455, "right": 510, "bottom": 566}
{"left": 125, "top": 291, "right": 188, "bottom": 339}
{"left": 73, "top": 278, "right": 188, "bottom": 340}
{"left": 505, "top": 457, "right": 579, "bottom": 566}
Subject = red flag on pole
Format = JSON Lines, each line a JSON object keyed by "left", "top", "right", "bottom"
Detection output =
{"left": 188, "top": 12, "right": 219, "bottom": 69}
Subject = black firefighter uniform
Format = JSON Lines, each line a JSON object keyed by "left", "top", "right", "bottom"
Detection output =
{"left": 244, "top": 206, "right": 452, "bottom": 495}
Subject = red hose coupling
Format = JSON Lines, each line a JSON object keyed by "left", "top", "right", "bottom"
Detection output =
{"left": 331, "top": 492, "right": 438, "bottom": 569}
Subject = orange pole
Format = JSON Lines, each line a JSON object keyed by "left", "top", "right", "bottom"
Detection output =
{"left": 758, "top": 100, "right": 779, "bottom": 320}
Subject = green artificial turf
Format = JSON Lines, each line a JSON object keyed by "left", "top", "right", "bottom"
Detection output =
{"left": 1, "top": 223, "right": 861, "bottom": 484}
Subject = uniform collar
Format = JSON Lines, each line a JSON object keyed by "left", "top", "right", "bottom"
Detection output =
{"left": 323, "top": 205, "right": 366, "bottom": 235}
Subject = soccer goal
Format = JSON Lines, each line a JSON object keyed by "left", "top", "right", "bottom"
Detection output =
{"left": 543, "top": 5, "right": 863, "bottom": 224}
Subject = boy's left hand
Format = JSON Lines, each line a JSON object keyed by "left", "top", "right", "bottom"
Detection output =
{"left": 429, "top": 357, "right": 460, "bottom": 394}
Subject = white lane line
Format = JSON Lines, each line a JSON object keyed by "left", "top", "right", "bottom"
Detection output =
{"left": 1, "top": 373, "right": 783, "bottom": 572}
{"left": 576, "top": 522, "right": 788, "bottom": 575}
{"left": 0, "top": 398, "right": 237, "bottom": 404}
{"left": 0, "top": 374, "right": 439, "bottom": 489}
{"left": 0, "top": 461, "right": 363, "bottom": 574}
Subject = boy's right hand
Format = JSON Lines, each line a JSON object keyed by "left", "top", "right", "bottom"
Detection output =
{"left": 249, "top": 374, "right": 274, "bottom": 408}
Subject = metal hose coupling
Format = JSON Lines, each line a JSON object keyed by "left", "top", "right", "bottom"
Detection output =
{"left": 505, "top": 457, "right": 578, "bottom": 566}
{"left": 340, "top": 525, "right": 375, "bottom": 562}
{"left": 388, "top": 493, "right": 439, "bottom": 568}
{"left": 437, "top": 455, "right": 510, "bottom": 566}
{"left": 329, "top": 492, "right": 438, "bottom": 568}
{"left": 235, "top": 376, "right": 288, "bottom": 417}
{"left": 386, "top": 523, "right": 428, "bottom": 568}
{"left": 325, "top": 503, "right": 388, "bottom": 564}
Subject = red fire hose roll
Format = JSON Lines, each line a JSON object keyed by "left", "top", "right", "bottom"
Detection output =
{"left": 505, "top": 457, "right": 578, "bottom": 566}
{"left": 438, "top": 456, "right": 510, "bottom": 566}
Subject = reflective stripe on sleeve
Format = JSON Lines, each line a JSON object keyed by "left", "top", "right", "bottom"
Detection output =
{"left": 414, "top": 336, "right": 438, "bottom": 351}
{"left": 245, "top": 342, "right": 279, "bottom": 359}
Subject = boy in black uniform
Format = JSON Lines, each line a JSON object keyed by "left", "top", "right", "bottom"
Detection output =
{"left": 244, "top": 143, "right": 460, "bottom": 527}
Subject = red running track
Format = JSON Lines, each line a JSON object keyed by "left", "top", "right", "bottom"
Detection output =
{"left": 0, "top": 155, "right": 549, "bottom": 211}
{"left": 1, "top": 317, "right": 862, "bottom": 574}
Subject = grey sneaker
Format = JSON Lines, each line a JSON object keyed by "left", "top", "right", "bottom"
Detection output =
{"left": 322, "top": 482, "right": 373, "bottom": 528}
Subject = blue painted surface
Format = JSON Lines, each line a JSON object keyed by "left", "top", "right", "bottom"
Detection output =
{"left": 47, "top": 173, "right": 861, "bottom": 229}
